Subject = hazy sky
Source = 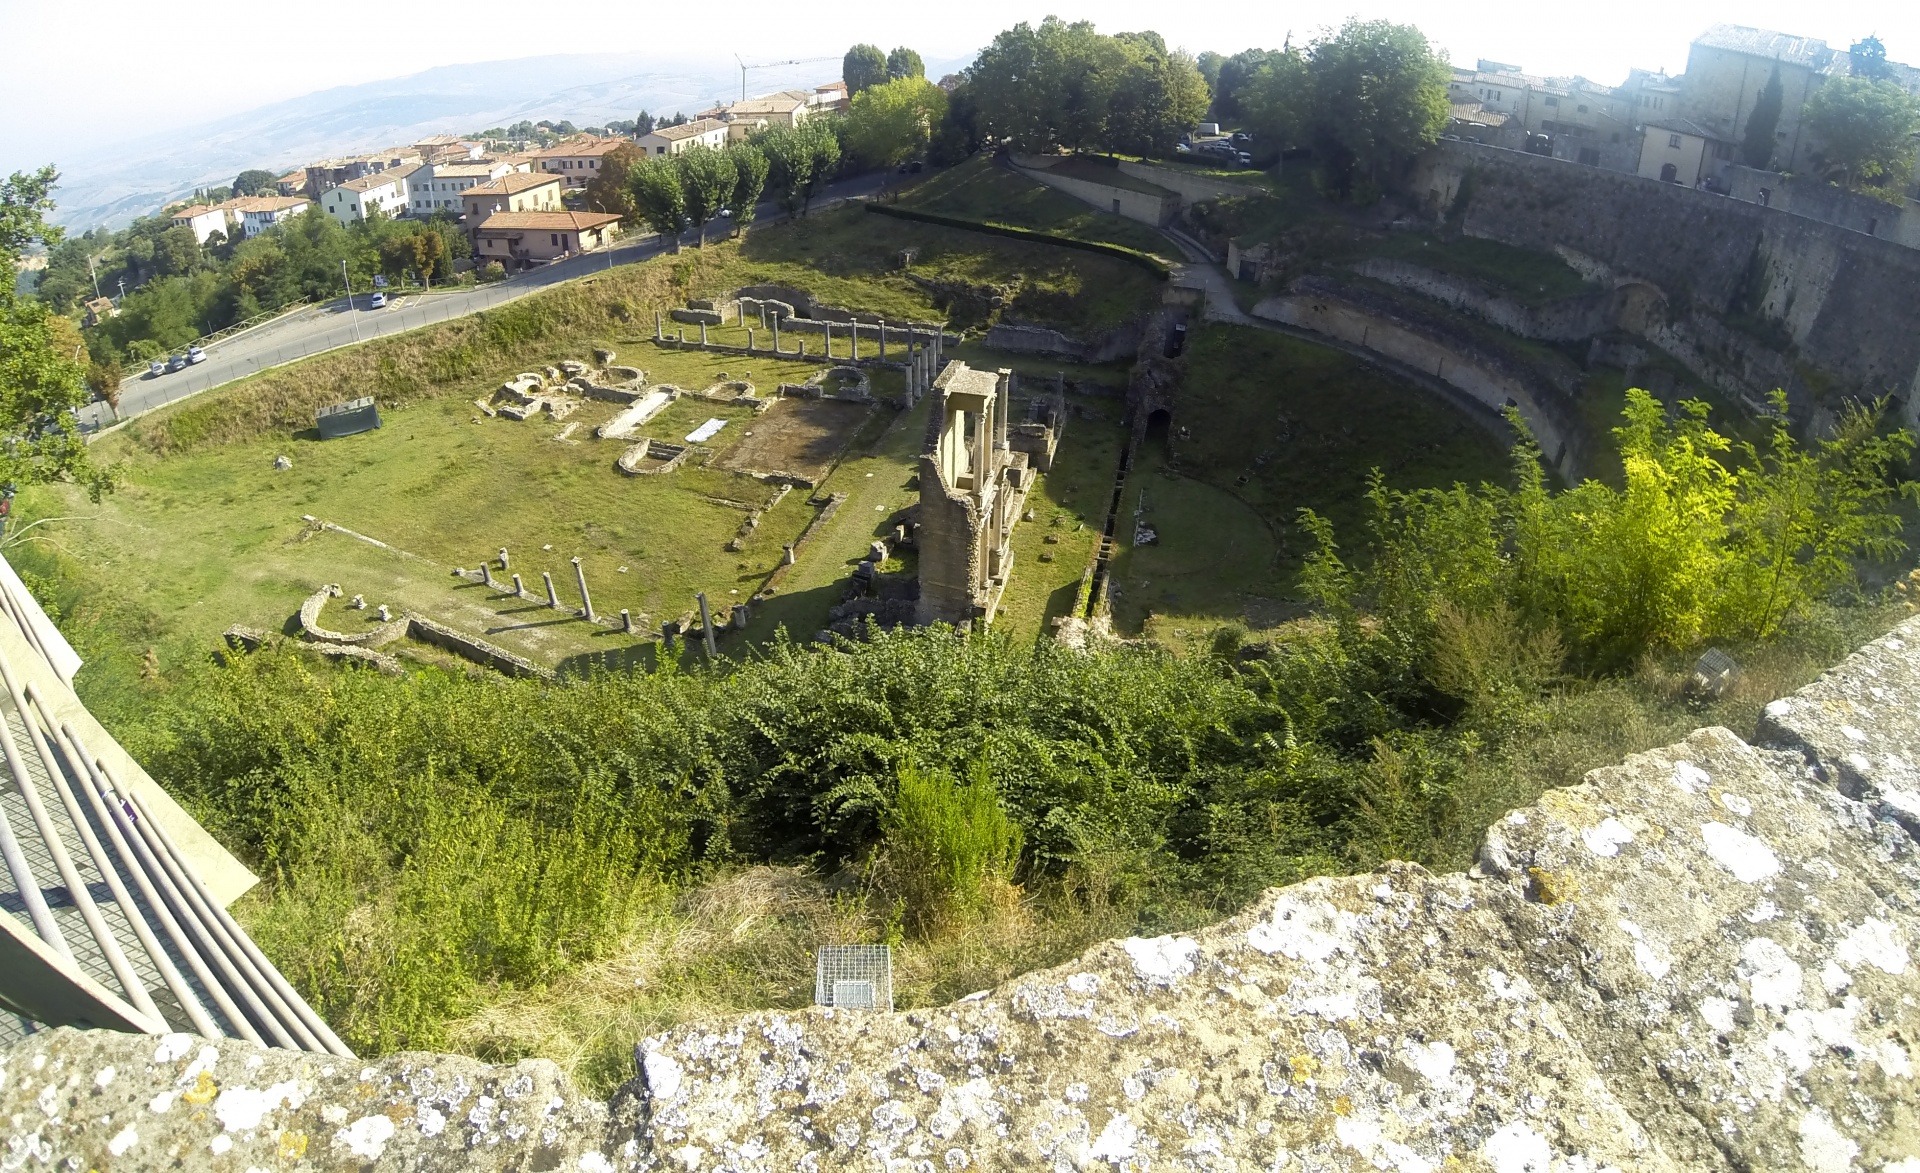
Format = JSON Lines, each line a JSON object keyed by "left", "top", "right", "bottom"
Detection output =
{"left": 4, "top": 0, "right": 1913, "bottom": 173}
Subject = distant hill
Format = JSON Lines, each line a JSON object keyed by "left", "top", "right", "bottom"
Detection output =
{"left": 48, "top": 52, "right": 973, "bottom": 231}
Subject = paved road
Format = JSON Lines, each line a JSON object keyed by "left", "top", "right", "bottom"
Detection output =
{"left": 83, "top": 169, "right": 893, "bottom": 433}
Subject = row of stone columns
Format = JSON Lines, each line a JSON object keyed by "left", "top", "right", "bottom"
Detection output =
{"left": 470, "top": 550, "right": 756, "bottom": 652}
{"left": 902, "top": 327, "right": 946, "bottom": 406}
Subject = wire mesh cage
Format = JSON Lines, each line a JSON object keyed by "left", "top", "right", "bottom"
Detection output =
{"left": 814, "top": 944, "right": 893, "bottom": 1011}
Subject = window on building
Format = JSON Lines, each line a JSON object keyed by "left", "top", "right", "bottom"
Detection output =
{"left": 1669, "top": 134, "right": 1682, "bottom": 149}
{"left": 1576, "top": 104, "right": 1588, "bottom": 113}
{"left": 1544, "top": 96, "right": 1559, "bottom": 106}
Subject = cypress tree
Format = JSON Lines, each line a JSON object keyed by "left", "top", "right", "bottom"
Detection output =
{"left": 1743, "top": 64, "right": 1784, "bottom": 169}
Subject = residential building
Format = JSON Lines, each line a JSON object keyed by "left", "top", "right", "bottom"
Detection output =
{"left": 320, "top": 174, "right": 409, "bottom": 224}
{"left": 535, "top": 137, "right": 628, "bottom": 188}
{"left": 275, "top": 169, "right": 309, "bottom": 198}
{"left": 169, "top": 203, "right": 237, "bottom": 245}
{"left": 708, "top": 93, "right": 812, "bottom": 141}
{"left": 1679, "top": 24, "right": 1920, "bottom": 176}
{"left": 304, "top": 147, "right": 423, "bottom": 198}
{"left": 461, "top": 173, "right": 566, "bottom": 235}
{"left": 806, "top": 81, "right": 849, "bottom": 113}
{"left": 238, "top": 196, "right": 311, "bottom": 237}
{"left": 636, "top": 118, "right": 729, "bottom": 157}
{"left": 413, "top": 134, "right": 484, "bottom": 165}
{"left": 82, "top": 297, "right": 118, "bottom": 327}
{"left": 1637, "top": 119, "right": 1734, "bottom": 186}
{"left": 472, "top": 210, "right": 622, "bottom": 268}
{"left": 410, "top": 161, "right": 515, "bottom": 215}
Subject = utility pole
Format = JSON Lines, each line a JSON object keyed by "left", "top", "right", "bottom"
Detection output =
{"left": 342, "top": 259, "right": 361, "bottom": 343}
{"left": 88, "top": 255, "right": 102, "bottom": 300}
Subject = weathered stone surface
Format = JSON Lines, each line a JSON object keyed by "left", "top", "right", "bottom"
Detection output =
{"left": 0, "top": 1029, "right": 619, "bottom": 1170}
{"left": 6, "top": 619, "right": 1918, "bottom": 1170}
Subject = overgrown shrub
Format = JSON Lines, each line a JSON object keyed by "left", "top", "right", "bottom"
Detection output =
{"left": 879, "top": 758, "right": 1023, "bottom": 933}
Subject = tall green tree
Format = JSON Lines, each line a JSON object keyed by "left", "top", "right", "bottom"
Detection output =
{"left": 754, "top": 121, "right": 840, "bottom": 216}
{"left": 1849, "top": 35, "right": 1892, "bottom": 81}
{"left": 1802, "top": 75, "right": 1920, "bottom": 191}
{"left": 1213, "top": 48, "right": 1281, "bottom": 122}
{"left": 1106, "top": 44, "right": 1210, "bottom": 156}
{"left": 627, "top": 157, "right": 688, "bottom": 250}
{"left": 0, "top": 167, "right": 114, "bottom": 501}
{"left": 1303, "top": 20, "right": 1450, "bottom": 198}
{"left": 844, "top": 44, "right": 888, "bottom": 95}
{"left": 676, "top": 146, "right": 737, "bottom": 246}
{"left": 1195, "top": 51, "right": 1225, "bottom": 93}
{"left": 845, "top": 77, "right": 948, "bottom": 168}
{"left": 584, "top": 142, "right": 642, "bottom": 221}
{"left": 231, "top": 169, "right": 278, "bottom": 196}
{"left": 1742, "top": 65, "right": 1784, "bottom": 169}
{"left": 727, "top": 143, "right": 770, "bottom": 234}
{"left": 886, "top": 46, "right": 925, "bottom": 81}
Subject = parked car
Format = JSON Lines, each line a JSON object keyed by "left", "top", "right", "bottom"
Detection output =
{"left": 368, "top": 292, "right": 387, "bottom": 309}
{"left": 186, "top": 345, "right": 206, "bottom": 364}
{"left": 1173, "top": 142, "right": 1193, "bottom": 154}
{"left": 147, "top": 360, "right": 165, "bottom": 378}
{"left": 1231, "top": 131, "right": 1252, "bottom": 145}
{"left": 166, "top": 354, "right": 187, "bottom": 373}
{"left": 1237, "top": 151, "right": 1254, "bottom": 165}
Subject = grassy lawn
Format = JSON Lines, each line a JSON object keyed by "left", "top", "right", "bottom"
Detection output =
{"left": 897, "top": 157, "right": 1177, "bottom": 260}
{"left": 993, "top": 395, "right": 1128, "bottom": 643}
{"left": 740, "top": 202, "right": 1162, "bottom": 336}
{"left": 1103, "top": 323, "right": 1512, "bottom": 637}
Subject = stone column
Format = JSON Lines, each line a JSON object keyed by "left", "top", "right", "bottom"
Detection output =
{"left": 655, "top": 311, "right": 663, "bottom": 341}
{"left": 696, "top": 592, "right": 717, "bottom": 656}
{"left": 850, "top": 321, "right": 859, "bottom": 361}
{"left": 782, "top": 543, "right": 796, "bottom": 566}
{"left": 974, "top": 401, "right": 991, "bottom": 508}
{"left": 511, "top": 573, "right": 524, "bottom": 596}
{"left": 621, "top": 608, "right": 634, "bottom": 633}
{"left": 543, "top": 571, "right": 559, "bottom": 609}
{"left": 661, "top": 620, "right": 678, "bottom": 651}
{"left": 700, "top": 322, "right": 708, "bottom": 346}
{"left": 572, "top": 557, "right": 595, "bottom": 622}
{"left": 481, "top": 561, "right": 495, "bottom": 588}
{"left": 748, "top": 328, "right": 756, "bottom": 351}
{"left": 878, "top": 321, "right": 887, "bottom": 361}
{"left": 759, "top": 304, "right": 768, "bottom": 329}
{"left": 996, "top": 368, "right": 1012, "bottom": 451}
{"left": 498, "top": 547, "right": 510, "bottom": 571}
{"left": 773, "top": 317, "right": 781, "bottom": 354}
{"left": 822, "top": 322, "right": 832, "bottom": 359}
{"left": 731, "top": 603, "right": 750, "bottom": 630}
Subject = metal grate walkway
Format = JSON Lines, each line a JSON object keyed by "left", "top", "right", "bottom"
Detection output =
{"left": 0, "top": 555, "right": 351, "bottom": 1056}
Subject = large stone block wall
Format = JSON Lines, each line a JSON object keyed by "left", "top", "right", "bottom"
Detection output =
{"left": 1723, "top": 166, "right": 1920, "bottom": 249}
{"left": 1411, "top": 142, "right": 1920, "bottom": 421}
{"left": 9, "top": 617, "right": 1920, "bottom": 1170}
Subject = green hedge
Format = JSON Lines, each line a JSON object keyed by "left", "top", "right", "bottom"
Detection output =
{"left": 865, "top": 203, "right": 1172, "bottom": 280}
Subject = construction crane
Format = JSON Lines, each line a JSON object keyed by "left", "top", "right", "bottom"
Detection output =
{"left": 733, "top": 53, "right": 841, "bottom": 102}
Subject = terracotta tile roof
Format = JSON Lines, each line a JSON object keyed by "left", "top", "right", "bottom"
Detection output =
{"left": 466, "top": 173, "right": 565, "bottom": 197}
{"left": 335, "top": 174, "right": 400, "bottom": 194}
{"left": 237, "top": 196, "right": 311, "bottom": 213}
{"left": 474, "top": 210, "right": 622, "bottom": 232}
{"left": 1692, "top": 24, "right": 1835, "bottom": 69}
{"left": 431, "top": 163, "right": 507, "bottom": 179}
{"left": 536, "top": 137, "right": 627, "bottom": 159}
{"left": 648, "top": 118, "right": 727, "bottom": 141}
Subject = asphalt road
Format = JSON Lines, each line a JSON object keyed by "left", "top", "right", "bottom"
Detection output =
{"left": 82, "top": 168, "right": 894, "bottom": 433}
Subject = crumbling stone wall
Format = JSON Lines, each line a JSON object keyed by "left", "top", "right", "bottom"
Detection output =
{"left": 8, "top": 618, "right": 1919, "bottom": 1169}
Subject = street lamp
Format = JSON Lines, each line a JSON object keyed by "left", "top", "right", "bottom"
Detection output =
{"left": 342, "top": 259, "right": 361, "bottom": 343}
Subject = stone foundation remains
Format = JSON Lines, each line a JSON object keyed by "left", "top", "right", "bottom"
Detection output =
{"left": 13, "top": 615, "right": 1920, "bottom": 1169}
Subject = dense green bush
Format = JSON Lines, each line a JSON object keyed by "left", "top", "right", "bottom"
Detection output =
{"left": 104, "top": 388, "right": 1914, "bottom": 1058}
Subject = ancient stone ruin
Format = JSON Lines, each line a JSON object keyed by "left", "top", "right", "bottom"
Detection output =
{"left": 10, "top": 615, "right": 1918, "bottom": 1169}
{"left": 915, "top": 361, "right": 1047, "bottom": 627}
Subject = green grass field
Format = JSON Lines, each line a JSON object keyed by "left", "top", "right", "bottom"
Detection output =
{"left": 1104, "top": 323, "right": 1513, "bottom": 637}
{"left": 895, "top": 156, "right": 1177, "bottom": 261}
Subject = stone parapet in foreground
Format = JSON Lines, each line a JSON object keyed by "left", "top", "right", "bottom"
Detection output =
{"left": 5, "top": 621, "right": 1919, "bottom": 1170}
